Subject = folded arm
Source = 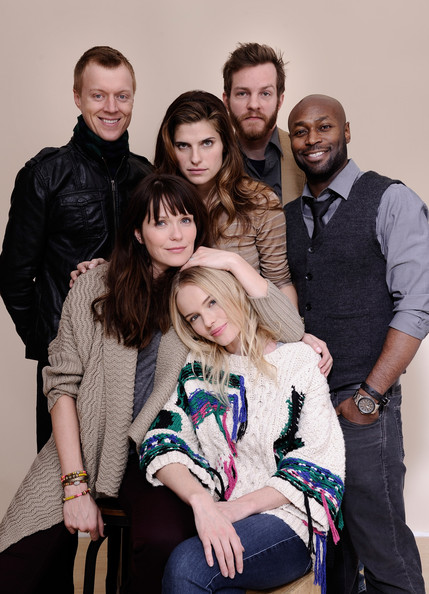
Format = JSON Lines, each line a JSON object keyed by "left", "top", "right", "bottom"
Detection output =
{"left": 156, "top": 463, "right": 244, "bottom": 579}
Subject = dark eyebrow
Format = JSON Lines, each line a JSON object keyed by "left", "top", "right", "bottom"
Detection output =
{"left": 234, "top": 84, "right": 275, "bottom": 91}
{"left": 292, "top": 115, "right": 330, "bottom": 128}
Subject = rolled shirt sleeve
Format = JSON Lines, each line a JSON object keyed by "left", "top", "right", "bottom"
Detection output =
{"left": 377, "top": 183, "right": 429, "bottom": 340}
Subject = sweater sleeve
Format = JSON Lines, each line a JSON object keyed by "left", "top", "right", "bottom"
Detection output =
{"left": 250, "top": 280, "right": 304, "bottom": 343}
{"left": 139, "top": 363, "right": 219, "bottom": 495}
{"left": 43, "top": 267, "right": 106, "bottom": 411}
{"left": 252, "top": 198, "right": 292, "bottom": 289}
{"left": 266, "top": 348, "right": 345, "bottom": 532}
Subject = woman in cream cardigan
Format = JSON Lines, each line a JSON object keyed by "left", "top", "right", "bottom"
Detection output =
{"left": 0, "top": 173, "right": 304, "bottom": 594}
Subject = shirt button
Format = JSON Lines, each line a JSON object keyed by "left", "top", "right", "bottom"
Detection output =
{"left": 305, "top": 303, "right": 312, "bottom": 311}
{"left": 308, "top": 247, "right": 314, "bottom": 253}
{"left": 305, "top": 273, "right": 313, "bottom": 281}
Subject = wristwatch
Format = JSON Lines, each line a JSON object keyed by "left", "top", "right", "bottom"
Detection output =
{"left": 353, "top": 390, "right": 380, "bottom": 414}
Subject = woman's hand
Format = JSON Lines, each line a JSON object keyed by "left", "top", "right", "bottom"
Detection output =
{"left": 181, "top": 247, "right": 238, "bottom": 272}
{"left": 156, "top": 462, "right": 244, "bottom": 577}
{"left": 182, "top": 247, "right": 268, "bottom": 298}
{"left": 69, "top": 258, "right": 107, "bottom": 288}
{"left": 301, "top": 333, "right": 333, "bottom": 377}
{"left": 63, "top": 488, "right": 104, "bottom": 541}
{"left": 191, "top": 491, "right": 244, "bottom": 579}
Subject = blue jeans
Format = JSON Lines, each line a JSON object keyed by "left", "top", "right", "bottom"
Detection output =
{"left": 162, "top": 514, "right": 311, "bottom": 593}
{"left": 329, "top": 388, "right": 425, "bottom": 593}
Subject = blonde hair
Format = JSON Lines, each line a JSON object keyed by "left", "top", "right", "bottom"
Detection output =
{"left": 170, "top": 267, "right": 278, "bottom": 404}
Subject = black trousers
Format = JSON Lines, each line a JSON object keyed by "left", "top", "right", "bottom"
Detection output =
{"left": 0, "top": 456, "right": 196, "bottom": 594}
{"left": 36, "top": 360, "right": 51, "bottom": 452}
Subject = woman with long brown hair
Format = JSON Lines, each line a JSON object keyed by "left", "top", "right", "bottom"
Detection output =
{"left": 155, "top": 91, "right": 332, "bottom": 374}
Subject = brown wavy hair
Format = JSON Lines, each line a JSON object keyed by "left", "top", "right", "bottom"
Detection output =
{"left": 154, "top": 90, "right": 279, "bottom": 242}
{"left": 92, "top": 173, "right": 210, "bottom": 348}
{"left": 222, "top": 42, "right": 286, "bottom": 98}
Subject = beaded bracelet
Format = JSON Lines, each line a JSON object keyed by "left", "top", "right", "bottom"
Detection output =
{"left": 61, "top": 470, "right": 88, "bottom": 485}
{"left": 62, "top": 488, "right": 91, "bottom": 503}
{"left": 62, "top": 477, "right": 88, "bottom": 487}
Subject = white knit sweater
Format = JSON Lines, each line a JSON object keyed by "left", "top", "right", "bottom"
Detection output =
{"left": 141, "top": 342, "right": 345, "bottom": 547}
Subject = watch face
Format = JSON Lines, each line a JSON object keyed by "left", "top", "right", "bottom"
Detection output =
{"left": 358, "top": 396, "right": 376, "bottom": 414}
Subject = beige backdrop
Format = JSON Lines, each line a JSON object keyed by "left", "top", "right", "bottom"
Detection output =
{"left": 0, "top": 0, "right": 428, "bottom": 534}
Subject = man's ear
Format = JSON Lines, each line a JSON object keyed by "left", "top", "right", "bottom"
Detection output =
{"left": 277, "top": 93, "right": 285, "bottom": 111}
{"left": 222, "top": 92, "right": 229, "bottom": 110}
{"left": 345, "top": 122, "right": 351, "bottom": 144}
{"left": 73, "top": 89, "right": 81, "bottom": 110}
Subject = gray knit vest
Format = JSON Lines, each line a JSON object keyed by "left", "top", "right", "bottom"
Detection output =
{"left": 285, "top": 171, "right": 400, "bottom": 391}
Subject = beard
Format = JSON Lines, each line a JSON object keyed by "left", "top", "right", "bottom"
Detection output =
{"left": 229, "top": 105, "right": 279, "bottom": 142}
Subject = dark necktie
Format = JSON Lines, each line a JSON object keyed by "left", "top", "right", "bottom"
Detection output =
{"left": 304, "top": 193, "right": 337, "bottom": 239}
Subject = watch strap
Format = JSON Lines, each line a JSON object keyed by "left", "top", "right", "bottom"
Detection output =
{"left": 360, "top": 381, "right": 389, "bottom": 406}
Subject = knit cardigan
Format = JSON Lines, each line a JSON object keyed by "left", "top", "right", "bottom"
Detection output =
{"left": 141, "top": 343, "right": 345, "bottom": 547}
{"left": 0, "top": 265, "right": 304, "bottom": 553}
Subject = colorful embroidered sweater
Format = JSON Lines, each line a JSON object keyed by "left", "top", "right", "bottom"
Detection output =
{"left": 140, "top": 342, "right": 345, "bottom": 551}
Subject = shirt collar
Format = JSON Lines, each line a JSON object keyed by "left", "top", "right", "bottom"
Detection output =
{"left": 302, "top": 159, "right": 362, "bottom": 201}
{"left": 268, "top": 126, "right": 283, "bottom": 156}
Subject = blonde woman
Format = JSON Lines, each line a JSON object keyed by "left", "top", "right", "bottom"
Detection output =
{"left": 140, "top": 266, "right": 345, "bottom": 594}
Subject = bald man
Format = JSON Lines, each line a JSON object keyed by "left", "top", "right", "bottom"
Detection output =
{"left": 285, "top": 95, "right": 428, "bottom": 593}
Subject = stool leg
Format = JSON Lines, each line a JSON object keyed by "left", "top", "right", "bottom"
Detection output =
{"left": 105, "top": 526, "right": 121, "bottom": 594}
{"left": 119, "top": 526, "right": 131, "bottom": 593}
{"left": 83, "top": 536, "right": 107, "bottom": 594}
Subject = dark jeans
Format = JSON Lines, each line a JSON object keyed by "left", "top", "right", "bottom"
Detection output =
{"left": 0, "top": 456, "right": 196, "bottom": 594}
{"left": 328, "top": 388, "right": 425, "bottom": 593}
{"left": 162, "top": 514, "right": 311, "bottom": 593}
{"left": 36, "top": 360, "right": 51, "bottom": 452}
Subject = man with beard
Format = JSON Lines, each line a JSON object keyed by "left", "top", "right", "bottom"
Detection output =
{"left": 0, "top": 46, "right": 152, "bottom": 451}
{"left": 285, "top": 94, "right": 428, "bottom": 593}
{"left": 222, "top": 42, "right": 305, "bottom": 205}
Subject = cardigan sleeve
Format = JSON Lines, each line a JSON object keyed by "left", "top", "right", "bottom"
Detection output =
{"left": 266, "top": 348, "right": 345, "bottom": 532}
{"left": 43, "top": 266, "right": 106, "bottom": 411}
{"left": 250, "top": 279, "right": 304, "bottom": 343}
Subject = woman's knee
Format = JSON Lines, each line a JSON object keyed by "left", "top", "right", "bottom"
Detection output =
{"left": 163, "top": 537, "right": 210, "bottom": 592}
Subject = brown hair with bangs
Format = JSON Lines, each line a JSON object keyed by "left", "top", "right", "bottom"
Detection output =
{"left": 92, "top": 173, "right": 210, "bottom": 348}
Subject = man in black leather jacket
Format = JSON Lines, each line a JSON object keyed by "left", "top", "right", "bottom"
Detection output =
{"left": 0, "top": 46, "right": 152, "bottom": 450}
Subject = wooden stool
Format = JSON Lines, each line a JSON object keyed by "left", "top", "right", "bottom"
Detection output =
{"left": 83, "top": 499, "right": 130, "bottom": 594}
{"left": 247, "top": 571, "right": 320, "bottom": 593}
